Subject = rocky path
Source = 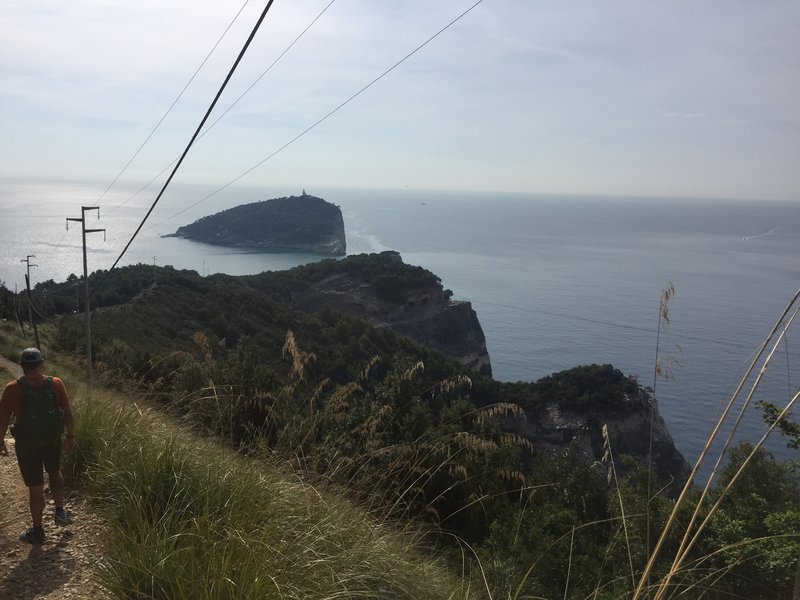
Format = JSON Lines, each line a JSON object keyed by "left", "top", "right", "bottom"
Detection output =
{"left": 0, "top": 357, "right": 111, "bottom": 600}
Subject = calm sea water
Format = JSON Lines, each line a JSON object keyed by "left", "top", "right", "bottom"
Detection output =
{"left": 2, "top": 180, "right": 799, "bottom": 471}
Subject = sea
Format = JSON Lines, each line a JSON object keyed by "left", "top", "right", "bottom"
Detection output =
{"left": 2, "top": 180, "right": 799, "bottom": 476}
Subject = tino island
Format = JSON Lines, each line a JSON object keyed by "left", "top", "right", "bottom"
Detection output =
{"left": 165, "top": 192, "right": 346, "bottom": 255}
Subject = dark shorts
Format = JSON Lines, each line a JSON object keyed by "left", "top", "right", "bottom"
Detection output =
{"left": 15, "top": 442, "right": 61, "bottom": 488}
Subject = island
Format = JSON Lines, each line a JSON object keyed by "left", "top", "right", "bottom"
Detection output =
{"left": 165, "top": 193, "right": 346, "bottom": 255}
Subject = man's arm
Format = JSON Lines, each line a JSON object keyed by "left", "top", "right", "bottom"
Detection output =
{"left": 0, "top": 384, "right": 13, "bottom": 456}
{"left": 53, "top": 378, "right": 75, "bottom": 452}
{"left": 63, "top": 405, "right": 75, "bottom": 436}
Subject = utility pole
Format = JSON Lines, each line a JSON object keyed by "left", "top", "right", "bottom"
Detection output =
{"left": 67, "top": 207, "right": 105, "bottom": 387}
{"left": 12, "top": 284, "right": 25, "bottom": 336}
{"left": 24, "top": 275, "right": 40, "bottom": 349}
{"left": 20, "top": 255, "right": 39, "bottom": 348}
{"left": 21, "top": 255, "right": 36, "bottom": 286}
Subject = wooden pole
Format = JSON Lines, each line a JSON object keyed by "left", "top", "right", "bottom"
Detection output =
{"left": 24, "top": 274, "right": 40, "bottom": 349}
{"left": 67, "top": 207, "right": 105, "bottom": 388}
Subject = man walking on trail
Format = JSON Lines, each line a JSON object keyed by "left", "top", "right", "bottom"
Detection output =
{"left": 0, "top": 347, "right": 75, "bottom": 544}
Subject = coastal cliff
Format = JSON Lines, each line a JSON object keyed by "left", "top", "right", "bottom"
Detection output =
{"left": 499, "top": 364, "right": 691, "bottom": 489}
{"left": 46, "top": 259, "right": 687, "bottom": 485}
{"left": 284, "top": 251, "right": 493, "bottom": 376}
{"left": 169, "top": 194, "right": 346, "bottom": 255}
{"left": 278, "top": 256, "right": 687, "bottom": 484}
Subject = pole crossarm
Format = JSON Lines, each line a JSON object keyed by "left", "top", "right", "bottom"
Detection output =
{"left": 20, "top": 255, "right": 38, "bottom": 282}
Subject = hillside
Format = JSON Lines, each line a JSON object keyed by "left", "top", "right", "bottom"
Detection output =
{"left": 21, "top": 256, "right": 690, "bottom": 487}
{"left": 0, "top": 327, "right": 472, "bottom": 599}
{"left": 2, "top": 257, "right": 798, "bottom": 598}
{"left": 45, "top": 257, "right": 686, "bottom": 483}
{"left": 166, "top": 193, "right": 346, "bottom": 255}
{"left": 255, "top": 251, "right": 493, "bottom": 375}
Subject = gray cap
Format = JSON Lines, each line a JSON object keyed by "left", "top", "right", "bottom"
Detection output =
{"left": 20, "top": 347, "right": 44, "bottom": 366}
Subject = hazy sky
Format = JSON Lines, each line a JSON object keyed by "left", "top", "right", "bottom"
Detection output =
{"left": 1, "top": 0, "right": 799, "bottom": 200}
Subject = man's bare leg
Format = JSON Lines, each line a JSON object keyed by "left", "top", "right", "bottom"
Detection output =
{"left": 28, "top": 484, "right": 45, "bottom": 527}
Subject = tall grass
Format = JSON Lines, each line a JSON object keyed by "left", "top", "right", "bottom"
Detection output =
{"left": 647, "top": 283, "right": 678, "bottom": 575}
{"left": 65, "top": 390, "right": 476, "bottom": 599}
{"left": 633, "top": 288, "right": 800, "bottom": 599}
{"left": 83, "top": 321, "right": 800, "bottom": 599}
{"left": 153, "top": 335, "right": 530, "bottom": 531}
{"left": 7, "top": 296, "right": 797, "bottom": 598}
{"left": 494, "top": 286, "right": 800, "bottom": 599}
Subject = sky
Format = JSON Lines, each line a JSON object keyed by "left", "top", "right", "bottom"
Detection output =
{"left": 1, "top": 0, "right": 799, "bottom": 200}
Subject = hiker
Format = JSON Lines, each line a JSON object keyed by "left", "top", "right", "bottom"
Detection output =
{"left": 0, "top": 347, "right": 75, "bottom": 544}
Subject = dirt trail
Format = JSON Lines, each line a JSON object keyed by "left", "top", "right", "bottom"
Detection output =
{"left": 0, "top": 357, "right": 111, "bottom": 600}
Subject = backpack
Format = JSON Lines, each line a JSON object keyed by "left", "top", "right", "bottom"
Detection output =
{"left": 10, "top": 376, "right": 65, "bottom": 448}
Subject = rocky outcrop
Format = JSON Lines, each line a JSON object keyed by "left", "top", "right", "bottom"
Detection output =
{"left": 390, "top": 299, "right": 492, "bottom": 377}
{"left": 288, "top": 252, "right": 492, "bottom": 376}
{"left": 501, "top": 365, "right": 691, "bottom": 491}
{"left": 537, "top": 398, "right": 688, "bottom": 489}
{"left": 168, "top": 194, "right": 346, "bottom": 255}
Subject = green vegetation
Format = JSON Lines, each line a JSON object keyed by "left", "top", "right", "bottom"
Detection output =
{"left": 172, "top": 194, "right": 346, "bottom": 254}
{"left": 65, "top": 383, "right": 472, "bottom": 599}
{"left": 260, "top": 250, "right": 448, "bottom": 302}
{"left": 758, "top": 399, "right": 800, "bottom": 449}
{"left": 0, "top": 254, "right": 797, "bottom": 598}
{"left": 514, "top": 363, "right": 640, "bottom": 411}
{"left": 697, "top": 443, "right": 800, "bottom": 597}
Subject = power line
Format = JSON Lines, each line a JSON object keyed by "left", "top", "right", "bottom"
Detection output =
{"left": 198, "top": 0, "right": 339, "bottom": 148}
{"left": 147, "top": 0, "right": 488, "bottom": 230}
{"left": 101, "top": 0, "right": 339, "bottom": 227}
{"left": 43, "top": 1, "right": 253, "bottom": 254}
{"left": 26, "top": 295, "right": 53, "bottom": 322}
{"left": 90, "top": 0, "right": 278, "bottom": 299}
{"left": 476, "top": 298, "right": 800, "bottom": 360}
{"left": 97, "top": 0, "right": 253, "bottom": 215}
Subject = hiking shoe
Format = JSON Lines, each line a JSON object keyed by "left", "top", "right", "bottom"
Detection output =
{"left": 54, "top": 507, "right": 73, "bottom": 526}
{"left": 20, "top": 527, "right": 45, "bottom": 545}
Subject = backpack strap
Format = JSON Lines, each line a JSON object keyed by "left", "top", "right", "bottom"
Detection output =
{"left": 16, "top": 376, "right": 53, "bottom": 390}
